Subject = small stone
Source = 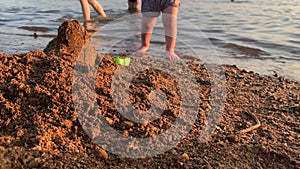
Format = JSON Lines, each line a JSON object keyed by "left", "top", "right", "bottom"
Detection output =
{"left": 123, "top": 131, "right": 129, "bottom": 137}
{"left": 95, "top": 147, "right": 108, "bottom": 160}
{"left": 27, "top": 158, "right": 41, "bottom": 168}
{"left": 182, "top": 153, "right": 189, "bottom": 161}
{"left": 105, "top": 117, "right": 114, "bottom": 125}
{"left": 232, "top": 69, "right": 238, "bottom": 75}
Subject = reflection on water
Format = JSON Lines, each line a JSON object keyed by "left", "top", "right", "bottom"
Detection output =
{"left": 0, "top": 0, "right": 299, "bottom": 81}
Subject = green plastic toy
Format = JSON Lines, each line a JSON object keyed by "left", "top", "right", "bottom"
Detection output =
{"left": 114, "top": 57, "right": 130, "bottom": 66}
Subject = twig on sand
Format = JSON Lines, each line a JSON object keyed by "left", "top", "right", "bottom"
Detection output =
{"left": 228, "top": 111, "right": 261, "bottom": 141}
{"left": 236, "top": 111, "right": 261, "bottom": 135}
{"left": 203, "top": 157, "right": 212, "bottom": 169}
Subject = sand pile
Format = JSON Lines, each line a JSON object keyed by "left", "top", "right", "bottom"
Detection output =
{"left": 0, "top": 20, "right": 299, "bottom": 169}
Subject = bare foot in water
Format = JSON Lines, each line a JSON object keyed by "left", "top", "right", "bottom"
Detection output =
{"left": 165, "top": 51, "right": 180, "bottom": 60}
{"left": 136, "top": 46, "right": 149, "bottom": 53}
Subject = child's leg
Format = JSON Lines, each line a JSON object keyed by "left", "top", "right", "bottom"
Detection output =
{"left": 80, "top": 0, "right": 91, "bottom": 21}
{"left": 128, "top": 0, "right": 140, "bottom": 13}
{"left": 88, "top": 0, "right": 107, "bottom": 18}
{"left": 135, "top": 0, "right": 141, "bottom": 12}
{"left": 162, "top": 5, "right": 180, "bottom": 60}
{"left": 137, "top": 16, "right": 157, "bottom": 53}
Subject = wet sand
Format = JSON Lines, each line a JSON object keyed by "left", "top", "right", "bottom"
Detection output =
{"left": 0, "top": 20, "right": 299, "bottom": 169}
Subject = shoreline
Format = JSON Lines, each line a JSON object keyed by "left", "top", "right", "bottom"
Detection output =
{"left": 1, "top": 24, "right": 299, "bottom": 82}
{"left": 0, "top": 20, "right": 299, "bottom": 168}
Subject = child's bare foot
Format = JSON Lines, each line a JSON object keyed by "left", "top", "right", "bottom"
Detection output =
{"left": 136, "top": 46, "right": 149, "bottom": 53}
{"left": 165, "top": 51, "right": 180, "bottom": 60}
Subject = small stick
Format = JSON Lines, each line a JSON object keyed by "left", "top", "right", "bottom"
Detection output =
{"left": 236, "top": 111, "right": 261, "bottom": 136}
{"left": 228, "top": 111, "right": 261, "bottom": 141}
{"left": 203, "top": 158, "right": 212, "bottom": 168}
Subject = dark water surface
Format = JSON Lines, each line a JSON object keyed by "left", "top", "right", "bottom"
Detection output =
{"left": 0, "top": 0, "right": 299, "bottom": 80}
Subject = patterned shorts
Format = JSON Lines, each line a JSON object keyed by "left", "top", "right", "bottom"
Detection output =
{"left": 142, "top": 0, "right": 180, "bottom": 17}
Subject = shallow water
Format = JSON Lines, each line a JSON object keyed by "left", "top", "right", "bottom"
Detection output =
{"left": 0, "top": 0, "right": 299, "bottom": 81}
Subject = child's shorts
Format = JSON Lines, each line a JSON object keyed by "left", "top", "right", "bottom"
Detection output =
{"left": 142, "top": 0, "right": 180, "bottom": 17}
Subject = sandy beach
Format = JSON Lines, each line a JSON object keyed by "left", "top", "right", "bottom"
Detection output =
{"left": 0, "top": 20, "right": 299, "bottom": 169}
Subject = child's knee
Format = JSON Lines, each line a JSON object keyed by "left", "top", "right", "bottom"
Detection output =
{"left": 88, "top": 0, "right": 97, "bottom": 5}
{"left": 169, "top": 0, "right": 180, "bottom": 7}
{"left": 143, "top": 22, "right": 155, "bottom": 30}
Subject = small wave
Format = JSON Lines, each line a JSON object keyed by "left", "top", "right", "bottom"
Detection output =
{"left": 202, "top": 29, "right": 224, "bottom": 33}
{"left": 277, "top": 56, "right": 300, "bottom": 61}
{"left": 52, "top": 15, "right": 74, "bottom": 22}
{"left": 289, "top": 40, "right": 300, "bottom": 45}
{"left": 89, "top": 16, "right": 116, "bottom": 24}
{"left": 37, "top": 10, "right": 60, "bottom": 13}
{"left": 255, "top": 41, "right": 300, "bottom": 56}
{"left": 231, "top": 37, "right": 258, "bottom": 43}
{"left": 18, "top": 26, "right": 51, "bottom": 32}
{"left": 230, "top": 1, "right": 251, "bottom": 4}
{"left": 290, "top": 50, "right": 300, "bottom": 55}
{"left": 0, "top": 32, "right": 56, "bottom": 38}
{"left": 207, "top": 37, "right": 268, "bottom": 58}
{"left": 222, "top": 43, "right": 269, "bottom": 57}
{"left": 230, "top": 36, "right": 300, "bottom": 57}
{"left": 208, "top": 37, "right": 226, "bottom": 46}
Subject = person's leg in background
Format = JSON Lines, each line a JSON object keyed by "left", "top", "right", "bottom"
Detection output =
{"left": 128, "top": 0, "right": 141, "bottom": 13}
{"left": 80, "top": 0, "right": 92, "bottom": 21}
{"left": 88, "top": 0, "right": 107, "bottom": 18}
{"left": 79, "top": 0, "right": 106, "bottom": 29}
{"left": 162, "top": 1, "right": 180, "bottom": 60}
